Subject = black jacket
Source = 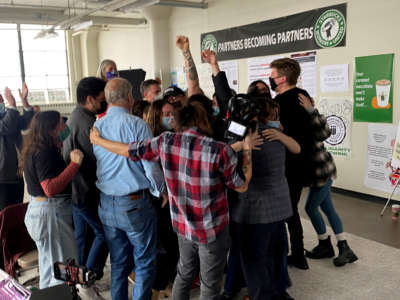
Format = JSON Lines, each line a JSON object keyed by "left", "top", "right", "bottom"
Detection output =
{"left": 275, "top": 87, "right": 314, "bottom": 186}
{"left": 63, "top": 106, "right": 99, "bottom": 206}
{"left": 212, "top": 71, "right": 231, "bottom": 117}
{"left": 0, "top": 108, "right": 34, "bottom": 183}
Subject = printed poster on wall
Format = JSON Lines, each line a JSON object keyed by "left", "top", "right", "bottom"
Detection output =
{"left": 353, "top": 54, "right": 394, "bottom": 123}
{"left": 247, "top": 55, "right": 283, "bottom": 98}
{"left": 391, "top": 122, "right": 400, "bottom": 169}
{"left": 318, "top": 98, "right": 352, "bottom": 158}
{"left": 291, "top": 51, "right": 317, "bottom": 98}
{"left": 364, "top": 123, "right": 400, "bottom": 195}
{"left": 201, "top": 3, "right": 347, "bottom": 61}
{"left": 247, "top": 52, "right": 317, "bottom": 98}
{"left": 320, "top": 64, "right": 349, "bottom": 93}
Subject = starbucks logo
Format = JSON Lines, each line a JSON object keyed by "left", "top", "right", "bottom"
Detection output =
{"left": 314, "top": 9, "right": 346, "bottom": 48}
{"left": 325, "top": 115, "right": 346, "bottom": 146}
{"left": 201, "top": 34, "right": 218, "bottom": 52}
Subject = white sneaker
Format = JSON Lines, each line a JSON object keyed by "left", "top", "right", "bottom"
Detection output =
{"left": 76, "top": 284, "right": 106, "bottom": 300}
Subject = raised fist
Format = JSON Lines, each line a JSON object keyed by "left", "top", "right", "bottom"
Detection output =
{"left": 201, "top": 50, "right": 217, "bottom": 65}
{"left": 70, "top": 149, "right": 84, "bottom": 165}
{"left": 176, "top": 35, "right": 190, "bottom": 52}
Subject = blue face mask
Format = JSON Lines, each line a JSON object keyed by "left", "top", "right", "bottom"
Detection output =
{"left": 106, "top": 71, "right": 118, "bottom": 80}
{"left": 267, "top": 120, "right": 281, "bottom": 129}
{"left": 162, "top": 117, "right": 173, "bottom": 130}
{"left": 212, "top": 106, "right": 220, "bottom": 116}
{"left": 0, "top": 103, "right": 5, "bottom": 115}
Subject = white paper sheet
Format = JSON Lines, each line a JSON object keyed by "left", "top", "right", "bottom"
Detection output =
{"left": 364, "top": 123, "right": 400, "bottom": 195}
{"left": 219, "top": 60, "right": 239, "bottom": 94}
{"left": 291, "top": 51, "right": 317, "bottom": 98}
{"left": 247, "top": 52, "right": 317, "bottom": 98}
{"left": 320, "top": 64, "right": 349, "bottom": 93}
{"left": 247, "top": 55, "right": 283, "bottom": 97}
{"left": 317, "top": 97, "right": 353, "bottom": 158}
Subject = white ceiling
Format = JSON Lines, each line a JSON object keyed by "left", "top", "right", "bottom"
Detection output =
{"left": 0, "top": 0, "right": 207, "bottom": 28}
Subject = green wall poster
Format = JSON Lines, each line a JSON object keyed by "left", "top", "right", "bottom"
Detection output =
{"left": 353, "top": 53, "right": 394, "bottom": 123}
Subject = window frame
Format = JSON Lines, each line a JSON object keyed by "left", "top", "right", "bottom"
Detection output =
{"left": 1, "top": 23, "right": 71, "bottom": 105}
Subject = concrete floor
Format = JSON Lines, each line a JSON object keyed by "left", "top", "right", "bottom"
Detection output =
{"left": 24, "top": 190, "right": 400, "bottom": 299}
{"left": 299, "top": 189, "right": 400, "bottom": 249}
{"left": 96, "top": 190, "right": 400, "bottom": 300}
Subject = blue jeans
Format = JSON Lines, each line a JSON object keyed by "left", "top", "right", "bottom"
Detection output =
{"left": 24, "top": 196, "right": 78, "bottom": 289}
{"left": 305, "top": 179, "right": 343, "bottom": 235}
{"left": 72, "top": 203, "right": 108, "bottom": 279}
{"left": 98, "top": 192, "right": 157, "bottom": 300}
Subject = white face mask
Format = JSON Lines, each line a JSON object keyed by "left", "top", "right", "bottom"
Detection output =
{"left": 162, "top": 116, "right": 173, "bottom": 130}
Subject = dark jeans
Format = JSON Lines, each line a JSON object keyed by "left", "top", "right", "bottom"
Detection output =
{"left": 236, "top": 221, "right": 290, "bottom": 300}
{"left": 72, "top": 203, "right": 108, "bottom": 279}
{"left": 223, "top": 223, "right": 246, "bottom": 296}
{"left": 285, "top": 182, "right": 304, "bottom": 255}
{"left": 0, "top": 180, "right": 24, "bottom": 210}
{"left": 153, "top": 203, "right": 179, "bottom": 291}
{"left": 172, "top": 227, "right": 229, "bottom": 300}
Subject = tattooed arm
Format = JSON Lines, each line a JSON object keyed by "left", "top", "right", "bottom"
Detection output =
{"left": 234, "top": 133, "right": 254, "bottom": 193}
{"left": 176, "top": 35, "right": 202, "bottom": 97}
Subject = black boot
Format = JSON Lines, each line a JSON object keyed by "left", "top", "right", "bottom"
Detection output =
{"left": 333, "top": 240, "right": 358, "bottom": 267}
{"left": 287, "top": 252, "right": 309, "bottom": 270}
{"left": 305, "top": 236, "right": 335, "bottom": 259}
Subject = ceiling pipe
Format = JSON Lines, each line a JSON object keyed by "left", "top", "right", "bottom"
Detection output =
{"left": 50, "top": 0, "right": 145, "bottom": 30}
{"left": 156, "top": 0, "right": 208, "bottom": 9}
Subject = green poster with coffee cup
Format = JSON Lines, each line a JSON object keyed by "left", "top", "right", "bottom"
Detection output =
{"left": 353, "top": 53, "right": 394, "bottom": 123}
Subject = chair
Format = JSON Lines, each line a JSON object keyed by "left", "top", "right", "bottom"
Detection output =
{"left": 0, "top": 202, "right": 38, "bottom": 284}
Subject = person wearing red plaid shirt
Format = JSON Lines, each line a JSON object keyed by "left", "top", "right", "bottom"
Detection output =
{"left": 90, "top": 101, "right": 255, "bottom": 300}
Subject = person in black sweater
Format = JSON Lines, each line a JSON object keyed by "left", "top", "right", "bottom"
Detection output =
{"left": 0, "top": 84, "right": 34, "bottom": 210}
{"left": 269, "top": 58, "right": 314, "bottom": 270}
{"left": 62, "top": 77, "right": 109, "bottom": 297}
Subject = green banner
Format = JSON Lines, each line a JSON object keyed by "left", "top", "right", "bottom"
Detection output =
{"left": 353, "top": 54, "right": 394, "bottom": 123}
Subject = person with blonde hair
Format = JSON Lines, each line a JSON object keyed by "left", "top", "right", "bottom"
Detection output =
{"left": 97, "top": 59, "right": 118, "bottom": 82}
{"left": 96, "top": 59, "right": 118, "bottom": 118}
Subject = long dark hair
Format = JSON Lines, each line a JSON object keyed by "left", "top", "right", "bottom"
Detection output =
{"left": 174, "top": 102, "right": 212, "bottom": 136}
{"left": 19, "top": 111, "right": 61, "bottom": 175}
{"left": 254, "top": 94, "right": 280, "bottom": 123}
{"left": 147, "top": 99, "right": 171, "bottom": 136}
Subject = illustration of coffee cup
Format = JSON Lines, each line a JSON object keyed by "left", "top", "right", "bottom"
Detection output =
{"left": 375, "top": 79, "right": 391, "bottom": 107}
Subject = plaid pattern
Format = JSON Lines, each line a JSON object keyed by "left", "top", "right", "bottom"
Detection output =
{"left": 309, "top": 109, "right": 337, "bottom": 187}
{"left": 128, "top": 127, "right": 245, "bottom": 244}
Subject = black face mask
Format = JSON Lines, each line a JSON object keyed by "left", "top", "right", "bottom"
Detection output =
{"left": 269, "top": 77, "right": 278, "bottom": 91}
{"left": 96, "top": 100, "right": 108, "bottom": 115}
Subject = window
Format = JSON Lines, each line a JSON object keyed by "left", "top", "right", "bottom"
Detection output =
{"left": 0, "top": 24, "right": 70, "bottom": 104}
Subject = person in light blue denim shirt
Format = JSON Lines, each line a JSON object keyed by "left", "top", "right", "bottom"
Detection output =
{"left": 93, "top": 78, "right": 165, "bottom": 300}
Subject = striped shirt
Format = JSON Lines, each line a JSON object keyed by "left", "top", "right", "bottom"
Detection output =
{"left": 128, "top": 127, "right": 245, "bottom": 244}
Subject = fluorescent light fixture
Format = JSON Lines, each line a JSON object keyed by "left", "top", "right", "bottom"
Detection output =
{"left": 34, "top": 27, "right": 59, "bottom": 39}
{"left": 71, "top": 20, "right": 93, "bottom": 31}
